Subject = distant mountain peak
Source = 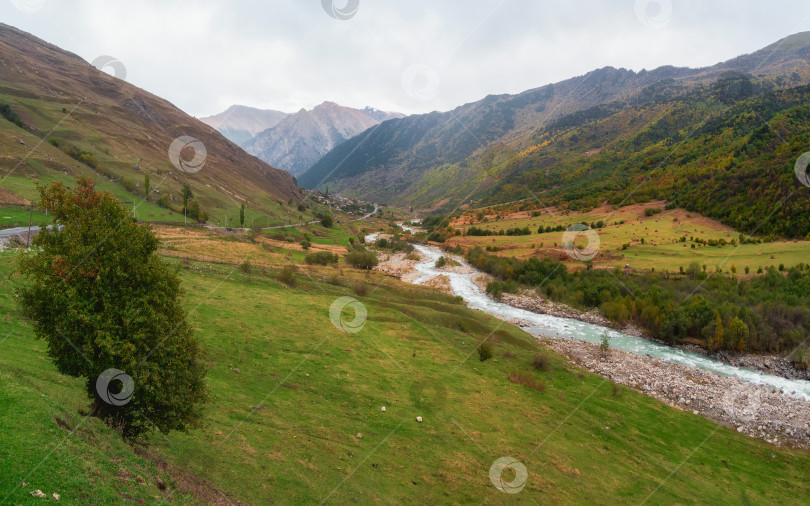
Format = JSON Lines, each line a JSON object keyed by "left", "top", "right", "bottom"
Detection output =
{"left": 243, "top": 102, "right": 404, "bottom": 177}
{"left": 200, "top": 105, "right": 290, "bottom": 146}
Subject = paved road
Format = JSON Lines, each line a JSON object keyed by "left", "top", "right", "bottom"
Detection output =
{"left": 0, "top": 225, "right": 40, "bottom": 237}
{"left": 350, "top": 204, "right": 379, "bottom": 222}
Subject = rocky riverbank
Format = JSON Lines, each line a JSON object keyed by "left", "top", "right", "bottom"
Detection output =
{"left": 479, "top": 282, "right": 809, "bottom": 381}
{"left": 544, "top": 337, "right": 810, "bottom": 449}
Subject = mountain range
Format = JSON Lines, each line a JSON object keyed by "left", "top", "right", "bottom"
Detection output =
{"left": 241, "top": 102, "right": 403, "bottom": 177}
{"left": 300, "top": 32, "right": 810, "bottom": 221}
{"left": 199, "top": 105, "right": 289, "bottom": 146}
{"left": 0, "top": 23, "right": 299, "bottom": 219}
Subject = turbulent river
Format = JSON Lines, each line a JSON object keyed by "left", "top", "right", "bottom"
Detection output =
{"left": 381, "top": 229, "right": 810, "bottom": 401}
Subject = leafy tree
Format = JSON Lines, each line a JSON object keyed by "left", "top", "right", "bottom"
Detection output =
{"left": 725, "top": 317, "right": 749, "bottom": 352}
{"left": 705, "top": 313, "right": 724, "bottom": 351}
{"left": 16, "top": 177, "right": 208, "bottom": 439}
{"left": 185, "top": 200, "right": 207, "bottom": 223}
{"left": 477, "top": 341, "right": 493, "bottom": 362}
{"left": 240, "top": 202, "right": 246, "bottom": 226}
{"left": 599, "top": 330, "right": 611, "bottom": 358}
{"left": 321, "top": 214, "right": 333, "bottom": 228}
{"left": 305, "top": 251, "right": 339, "bottom": 265}
{"left": 143, "top": 174, "right": 150, "bottom": 200}
{"left": 182, "top": 183, "right": 192, "bottom": 211}
{"left": 345, "top": 250, "right": 378, "bottom": 269}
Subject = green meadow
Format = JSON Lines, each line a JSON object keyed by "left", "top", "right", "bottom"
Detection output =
{"left": 451, "top": 204, "right": 810, "bottom": 274}
{"left": 2, "top": 240, "right": 810, "bottom": 504}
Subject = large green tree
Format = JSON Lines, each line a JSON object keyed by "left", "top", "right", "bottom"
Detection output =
{"left": 16, "top": 177, "right": 207, "bottom": 438}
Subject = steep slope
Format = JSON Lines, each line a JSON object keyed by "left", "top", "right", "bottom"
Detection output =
{"left": 199, "top": 105, "right": 289, "bottom": 146}
{"left": 0, "top": 23, "right": 300, "bottom": 223}
{"left": 467, "top": 80, "right": 810, "bottom": 238}
{"left": 244, "top": 101, "right": 403, "bottom": 177}
{"left": 301, "top": 32, "right": 810, "bottom": 206}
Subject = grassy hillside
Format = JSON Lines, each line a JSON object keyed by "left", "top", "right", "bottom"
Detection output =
{"left": 2, "top": 230, "right": 810, "bottom": 503}
{"left": 447, "top": 202, "right": 810, "bottom": 275}
{"left": 0, "top": 23, "right": 302, "bottom": 227}
{"left": 469, "top": 81, "right": 810, "bottom": 239}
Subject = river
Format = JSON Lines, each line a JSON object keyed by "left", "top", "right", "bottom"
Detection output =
{"left": 383, "top": 231, "right": 810, "bottom": 401}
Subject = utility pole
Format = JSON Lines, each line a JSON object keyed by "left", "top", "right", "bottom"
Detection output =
{"left": 27, "top": 203, "right": 33, "bottom": 247}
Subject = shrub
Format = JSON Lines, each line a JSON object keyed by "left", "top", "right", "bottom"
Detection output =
{"left": 532, "top": 354, "right": 551, "bottom": 371}
{"left": 435, "top": 256, "right": 447, "bottom": 268}
{"left": 599, "top": 330, "right": 611, "bottom": 358}
{"left": 321, "top": 214, "right": 333, "bottom": 228}
{"left": 300, "top": 239, "right": 311, "bottom": 250}
{"left": 345, "top": 250, "right": 378, "bottom": 269}
{"left": 352, "top": 281, "right": 368, "bottom": 296}
{"left": 0, "top": 101, "right": 24, "bottom": 127}
{"left": 240, "top": 260, "right": 252, "bottom": 274}
{"left": 278, "top": 265, "right": 297, "bottom": 287}
{"left": 507, "top": 370, "right": 546, "bottom": 393}
{"left": 477, "top": 341, "right": 493, "bottom": 362}
{"left": 486, "top": 280, "right": 517, "bottom": 298}
{"left": 327, "top": 273, "right": 343, "bottom": 286}
{"left": 305, "top": 251, "right": 339, "bottom": 265}
{"left": 156, "top": 194, "right": 172, "bottom": 209}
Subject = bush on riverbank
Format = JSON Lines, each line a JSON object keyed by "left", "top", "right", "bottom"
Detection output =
{"left": 467, "top": 247, "right": 810, "bottom": 354}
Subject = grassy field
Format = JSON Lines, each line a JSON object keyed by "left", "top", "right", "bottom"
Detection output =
{"left": 0, "top": 206, "right": 51, "bottom": 229}
{"left": 449, "top": 202, "right": 810, "bottom": 274}
{"left": 2, "top": 230, "right": 810, "bottom": 504}
{"left": 0, "top": 111, "right": 323, "bottom": 229}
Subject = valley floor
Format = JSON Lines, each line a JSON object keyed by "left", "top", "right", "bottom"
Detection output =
{"left": 3, "top": 227, "right": 810, "bottom": 504}
{"left": 376, "top": 247, "right": 810, "bottom": 450}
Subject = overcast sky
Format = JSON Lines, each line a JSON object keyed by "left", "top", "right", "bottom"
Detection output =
{"left": 3, "top": 0, "right": 810, "bottom": 117}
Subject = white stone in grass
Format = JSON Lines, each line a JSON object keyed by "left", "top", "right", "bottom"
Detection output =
{"left": 30, "top": 490, "right": 46, "bottom": 498}
{"left": 416, "top": 416, "right": 423, "bottom": 423}
{"left": 381, "top": 406, "right": 386, "bottom": 412}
